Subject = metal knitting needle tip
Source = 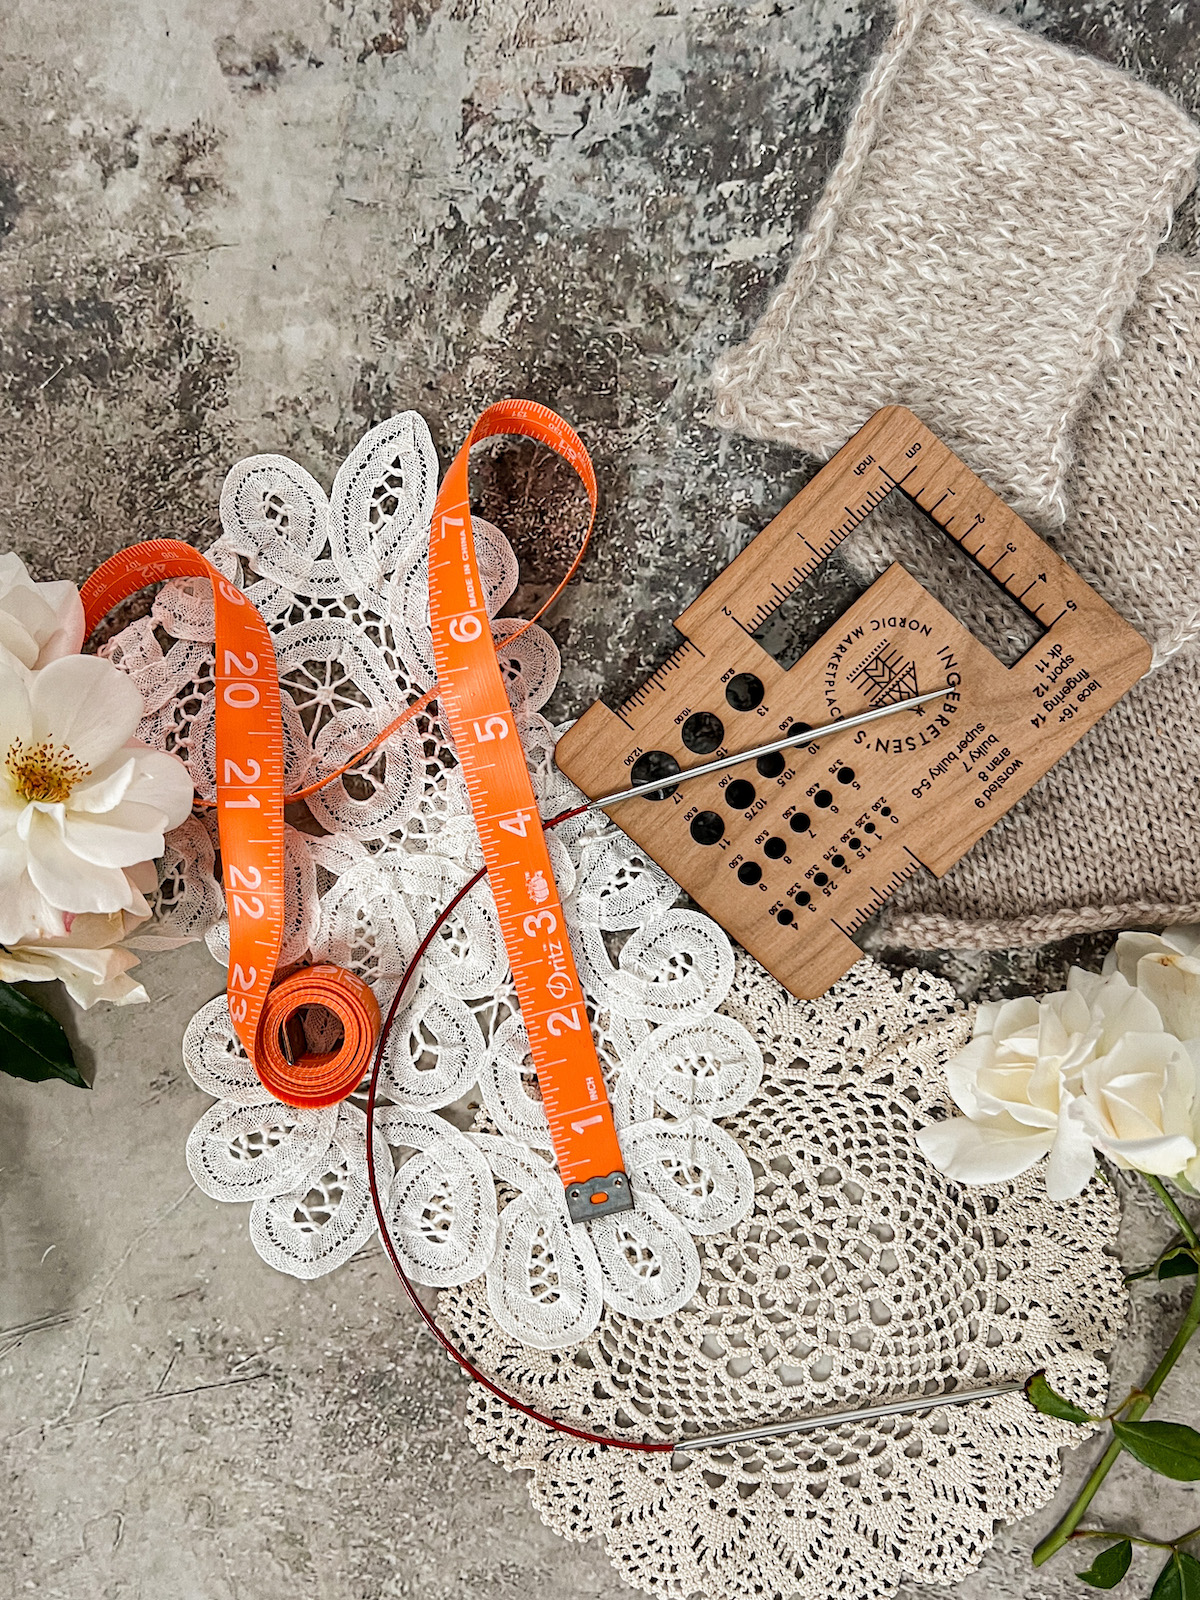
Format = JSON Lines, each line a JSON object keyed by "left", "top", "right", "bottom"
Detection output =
{"left": 588, "top": 685, "right": 954, "bottom": 810}
{"left": 674, "top": 1379, "right": 1025, "bottom": 1452}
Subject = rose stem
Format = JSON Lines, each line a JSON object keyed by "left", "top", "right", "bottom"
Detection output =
{"left": 1032, "top": 1179, "right": 1200, "bottom": 1566}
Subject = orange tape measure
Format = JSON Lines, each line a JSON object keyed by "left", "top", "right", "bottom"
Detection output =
{"left": 82, "top": 401, "right": 631, "bottom": 1220}
{"left": 429, "top": 400, "right": 631, "bottom": 1222}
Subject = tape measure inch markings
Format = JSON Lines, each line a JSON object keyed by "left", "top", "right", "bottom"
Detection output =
{"left": 428, "top": 401, "right": 632, "bottom": 1223}
{"left": 82, "top": 404, "right": 629, "bottom": 1219}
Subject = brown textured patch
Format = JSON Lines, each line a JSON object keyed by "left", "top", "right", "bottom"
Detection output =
{"left": 214, "top": 35, "right": 324, "bottom": 91}
{"left": 78, "top": 122, "right": 141, "bottom": 188}
{"left": 155, "top": 122, "right": 223, "bottom": 205}
{"left": 556, "top": 63, "right": 651, "bottom": 98}
{"left": 473, "top": 437, "right": 591, "bottom": 589}
{"left": 357, "top": 0, "right": 446, "bottom": 61}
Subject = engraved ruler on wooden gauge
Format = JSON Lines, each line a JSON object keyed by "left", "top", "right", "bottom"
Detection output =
{"left": 556, "top": 406, "right": 1151, "bottom": 1000}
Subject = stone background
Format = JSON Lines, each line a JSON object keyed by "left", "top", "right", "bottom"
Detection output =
{"left": 2, "top": 2, "right": 1198, "bottom": 1596}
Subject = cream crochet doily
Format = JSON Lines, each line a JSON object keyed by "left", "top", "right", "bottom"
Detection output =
{"left": 103, "top": 410, "right": 1128, "bottom": 1598}
{"left": 446, "top": 956, "right": 1127, "bottom": 1600}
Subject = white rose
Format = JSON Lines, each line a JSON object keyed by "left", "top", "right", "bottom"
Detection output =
{"left": 0, "top": 552, "right": 84, "bottom": 673}
{"left": 916, "top": 969, "right": 1166, "bottom": 1200}
{"left": 1104, "top": 928, "right": 1200, "bottom": 1044}
{"left": 0, "top": 911, "right": 149, "bottom": 1007}
{"left": 0, "top": 653, "right": 194, "bottom": 942}
{"left": 1076, "top": 1030, "right": 1199, "bottom": 1180}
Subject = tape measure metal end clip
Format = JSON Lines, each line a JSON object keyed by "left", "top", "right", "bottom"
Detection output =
{"left": 279, "top": 1013, "right": 308, "bottom": 1066}
{"left": 566, "top": 1171, "right": 634, "bottom": 1223}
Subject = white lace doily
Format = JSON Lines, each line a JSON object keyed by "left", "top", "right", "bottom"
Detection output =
{"left": 445, "top": 955, "right": 1127, "bottom": 1600}
{"left": 105, "top": 411, "right": 758, "bottom": 1345}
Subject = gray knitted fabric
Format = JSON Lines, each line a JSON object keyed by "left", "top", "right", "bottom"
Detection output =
{"left": 876, "top": 647, "right": 1200, "bottom": 948}
{"left": 847, "top": 254, "right": 1200, "bottom": 947}
{"left": 844, "top": 256, "right": 1200, "bottom": 671}
{"left": 710, "top": 0, "right": 1200, "bottom": 949}
{"left": 711, "top": 0, "right": 1200, "bottom": 529}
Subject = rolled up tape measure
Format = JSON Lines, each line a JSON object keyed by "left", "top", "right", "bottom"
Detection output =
{"left": 259, "top": 964, "right": 381, "bottom": 1108}
{"left": 429, "top": 400, "right": 632, "bottom": 1222}
{"left": 81, "top": 541, "right": 373, "bottom": 1108}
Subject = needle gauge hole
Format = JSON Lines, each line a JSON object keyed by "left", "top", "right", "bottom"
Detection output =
{"left": 725, "top": 673, "right": 764, "bottom": 712}
{"left": 629, "top": 749, "right": 680, "bottom": 799}
{"left": 690, "top": 810, "right": 724, "bottom": 845}
{"left": 681, "top": 711, "right": 724, "bottom": 754}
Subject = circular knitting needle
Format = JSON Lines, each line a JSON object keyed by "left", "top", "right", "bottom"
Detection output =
{"left": 588, "top": 686, "right": 953, "bottom": 809}
{"left": 675, "top": 1379, "right": 1024, "bottom": 1452}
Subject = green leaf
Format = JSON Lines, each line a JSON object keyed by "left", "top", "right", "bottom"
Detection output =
{"left": 1024, "top": 1370, "right": 1092, "bottom": 1425}
{"left": 1127, "top": 1243, "right": 1198, "bottom": 1283}
{"left": 1113, "top": 1421, "right": 1200, "bottom": 1481}
{"left": 0, "top": 982, "right": 86, "bottom": 1088}
{"left": 1159, "top": 1248, "right": 1199, "bottom": 1280}
{"left": 1150, "top": 1550, "right": 1200, "bottom": 1600}
{"left": 1076, "top": 1539, "right": 1133, "bottom": 1588}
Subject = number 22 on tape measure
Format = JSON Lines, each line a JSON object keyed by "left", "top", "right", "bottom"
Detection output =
{"left": 428, "top": 400, "right": 632, "bottom": 1222}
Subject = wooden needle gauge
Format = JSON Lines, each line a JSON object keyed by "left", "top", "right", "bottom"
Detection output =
{"left": 556, "top": 406, "right": 1151, "bottom": 1000}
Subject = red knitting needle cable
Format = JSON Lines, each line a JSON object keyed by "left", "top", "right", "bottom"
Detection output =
{"left": 363, "top": 800, "right": 675, "bottom": 1453}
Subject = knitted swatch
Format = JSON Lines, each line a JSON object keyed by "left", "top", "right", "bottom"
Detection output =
{"left": 711, "top": 0, "right": 1200, "bottom": 528}
{"left": 844, "top": 256, "right": 1200, "bottom": 673}
{"left": 847, "top": 255, "right": 1200, "bottom": 947}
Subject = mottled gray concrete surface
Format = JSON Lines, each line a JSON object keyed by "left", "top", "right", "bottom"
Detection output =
{"left": 2, "top": 2, "right": 1200, "bottom": 1597}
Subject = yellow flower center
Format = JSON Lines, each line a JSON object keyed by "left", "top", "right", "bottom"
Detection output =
{"left": 5, "top": 738, "right": 91, "bottom": 804}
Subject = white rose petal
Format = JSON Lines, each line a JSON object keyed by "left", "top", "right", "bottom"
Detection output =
{"left": 21, "top": 805, "right": 139, "bottom": 914}
{"left": 0, "top": 553, "right": 84, "bottom": 673}
{"left": 1068, "top": 964, "right": 1166, "bottom": 1046}
{"left": 61, "top": 801, "right": 176, "bottom": 868}
{"left": 921, "top": 948, "right": 1200, "bottom": 1199}
{"left": 915, "top": 1115, "right": 1054, "bottom": 1185}
{"left": 29, "top": 654, "right": 145, "bottom": 771}
{"left": 0, "top": 908, "right": 149, "bottom": 1007}
{"left": 915, "top": 966, "right": 1188, "bottom": 1199}
{"left": 1106, "top": 928, "right": 1200, "bottom": 1045}
{"left": 0, "top": 660, "right": 33, "bottom": 753}
{"left": 116, "top": 747, "right": 195, "bottom": 829}
{"left": 0, "top": 841, "right": 66, "bottom": 943}
{"left": 1080, "top": 1032, "right": 1198, "bottom": 1177}
{"left": 1044, "top": 1101, "right": 1102, "bottom": 1201}
{"left": 71, "top": 756, "right": 137, "bottom": 814}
